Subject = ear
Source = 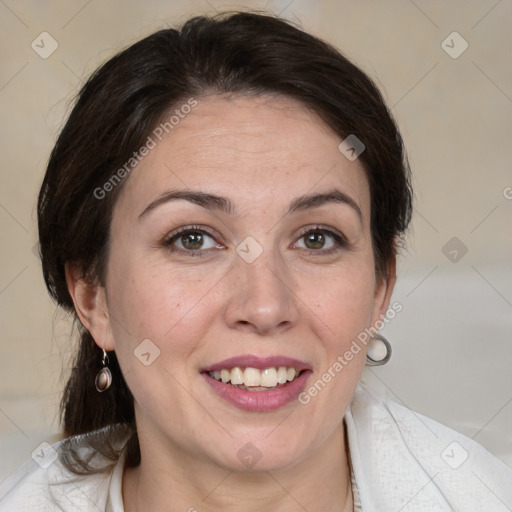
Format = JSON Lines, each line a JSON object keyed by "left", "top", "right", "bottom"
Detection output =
{"left": 370, "top": 255, "right": 397, "bottom": 327}
{"left": 65, "top": 262, "right": 115, "bottom": 351}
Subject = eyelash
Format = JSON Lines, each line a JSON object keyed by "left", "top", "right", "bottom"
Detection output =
{"left": 161, "top": 224, "right": 348, "bottom": 257}
{"left": 161, "top": 225, "right": 220, "bottom": 257}
{"left": 295, "top": 225, "right": 347, "bottom": 255}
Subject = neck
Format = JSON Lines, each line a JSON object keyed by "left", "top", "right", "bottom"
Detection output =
{"left": 122, "top": 421, "right": 353, "bottom": 512}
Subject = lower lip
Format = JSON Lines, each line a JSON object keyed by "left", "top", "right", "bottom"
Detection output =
{"left": 202, "top": 371, "right": 311, "bottom": 412}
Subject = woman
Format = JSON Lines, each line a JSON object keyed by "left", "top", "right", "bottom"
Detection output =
{"left": 1, "top": 11, "right": 510, "bottom": 512}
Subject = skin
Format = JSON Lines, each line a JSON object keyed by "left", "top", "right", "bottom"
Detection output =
{"left": 67, "top": 94, "right": 396, "bottom": 512}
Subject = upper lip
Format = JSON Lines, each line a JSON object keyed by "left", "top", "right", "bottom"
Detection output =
{"left": 201, "top": 355, "right": 312, "bottom": 373}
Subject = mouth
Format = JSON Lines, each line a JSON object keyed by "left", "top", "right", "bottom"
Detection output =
{"left": 200, "top": 355, "right": 312, "bottom": 411}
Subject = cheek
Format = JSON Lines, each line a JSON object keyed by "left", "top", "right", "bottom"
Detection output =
{"left": 109, "top": 249, "right": 206, "bottom": 328}
{"left": 104, "top": 260, "right": 220, "bottom": 417}
{"left": 303, "top": 264, "right": 376, "bottom": 338}
{"left": 104, "top": 250, "right": 227, "bottom": 374}
{"left": 297, "top": 268, "right": 374, "bottom": 414}
{"left": 300, "top": 264, "right": 375, "bottom": 397}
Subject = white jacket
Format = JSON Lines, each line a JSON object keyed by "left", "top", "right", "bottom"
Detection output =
{"left": 1, "top": 384, "right": 511, "bottom": 511}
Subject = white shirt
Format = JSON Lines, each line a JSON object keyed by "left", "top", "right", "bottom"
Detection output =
{"left": 1, "top": 383, "right": 511, "bottom": 511}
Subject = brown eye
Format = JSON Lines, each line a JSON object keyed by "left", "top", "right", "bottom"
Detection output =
{"left": 304, "top": 231, "right": 326, "bottom": 250}
{"left": 180, "top": 232, "right": 204, "bottom": 250}
{"left": 297, "top": 229, "right": 337, "bottom": 251}
{"left": 164, "top": 227, "right": 219, "bottom": 253}
{"left": 293, "top": 227, "right": 347, "bottom": 255}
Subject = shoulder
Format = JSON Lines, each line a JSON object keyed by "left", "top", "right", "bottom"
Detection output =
{"left": 0, "top": 424, "right": 131, "bottom": 512}
{"left": 346, "top": 383, "right": 512, "bottom": 511}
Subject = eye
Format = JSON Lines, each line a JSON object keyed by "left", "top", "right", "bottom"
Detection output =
{"left": 294, "top": 226, "right": 346, "bottom": 254}
{"left": 163, "top": 226, "right": 222, "bottom": 254}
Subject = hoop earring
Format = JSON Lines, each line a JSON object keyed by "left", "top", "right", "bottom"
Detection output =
{"left": 95, "top": 349, "right": 112, "bottom": 392}
{"left": 366, "top": 334, "right": 392, "bottom": 366}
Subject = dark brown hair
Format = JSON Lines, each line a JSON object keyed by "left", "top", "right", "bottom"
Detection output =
{"left": 37, "top": 11, "right": 412, "bottom": 473}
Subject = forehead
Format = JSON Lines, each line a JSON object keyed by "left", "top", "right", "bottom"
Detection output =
{"left": 114, "top": 94, "right": 370, "bottom": 219}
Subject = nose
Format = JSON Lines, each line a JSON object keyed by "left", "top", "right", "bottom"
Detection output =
{"left": 223, "top": 249, "right": 299, "bottom": 336}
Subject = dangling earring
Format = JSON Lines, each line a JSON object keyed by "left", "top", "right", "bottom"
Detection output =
{"left": 95, "top": 349, "right": 112, "bottom": 392}
{"left": 366, "top": 334, "right": 392, "bottom": 366}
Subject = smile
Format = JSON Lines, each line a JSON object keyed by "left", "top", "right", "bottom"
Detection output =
{"left": 201, "top": 355, "right": 312, "bottom": 411}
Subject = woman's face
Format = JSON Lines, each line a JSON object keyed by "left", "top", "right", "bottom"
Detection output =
{"left": 83, "top": 94, "right": 394, "bottom": 471}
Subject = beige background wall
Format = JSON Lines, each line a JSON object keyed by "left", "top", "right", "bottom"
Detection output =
{"left": 1, "top": 0, "right": 511, "bottom": 480}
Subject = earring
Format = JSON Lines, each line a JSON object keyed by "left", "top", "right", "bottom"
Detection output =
{"left": 95, "top": 349, "right": 112, "bottom": 392}
{"left": 366, "top": 334, "right": 392, "bottom": 366}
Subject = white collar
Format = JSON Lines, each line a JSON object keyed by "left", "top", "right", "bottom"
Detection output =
{"left": 345, "top": 383, "right": 512, "bottom": 511}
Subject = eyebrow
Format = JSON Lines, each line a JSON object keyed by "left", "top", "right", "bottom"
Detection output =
{"left": 287, "top": 189, "right": 362, "bottom": 222}
{"left": 139, "top": 190, "right": 235, "bottom": 219}
{"left": 138, "top": 188, "right": 362, "bottom": 223}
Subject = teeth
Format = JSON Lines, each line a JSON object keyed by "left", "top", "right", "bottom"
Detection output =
{"left": 231, "top": 367, "right": 244, "bottom": 385}
{"left": 260, "top": 368, "right": 277, "bottom": 387}
{"left": 287, "top": 368, "right": 296, "bottom": 381}
{"left": 276, "top": 367, "right": 288, "bottom": 384}
{"left": 243, "top": 367, "right": 261, "bottom": 387}
{"left": 208, "top": 366, "right": 302, "bottom": 388}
